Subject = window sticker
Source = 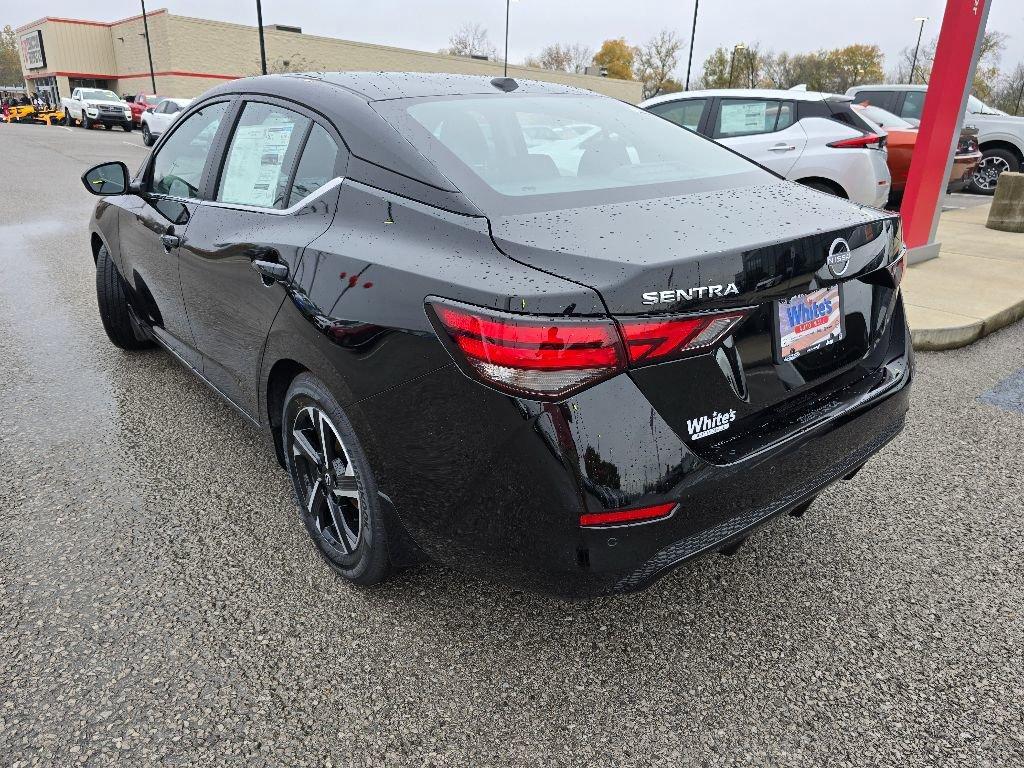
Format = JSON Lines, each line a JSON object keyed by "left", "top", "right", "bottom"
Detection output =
{"left": 221, "top": 121, "right": 296, "bottom": 207}
{"left": 720, "top": 102, "right": 768, "bottom": 134}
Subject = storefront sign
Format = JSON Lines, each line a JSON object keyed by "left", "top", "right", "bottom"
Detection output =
{"left": 20, "top": 31, "right": 46, "bottom": 70}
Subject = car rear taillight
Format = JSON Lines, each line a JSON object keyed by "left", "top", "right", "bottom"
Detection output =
{"left": 617, "top": 311, "right": 749, "bottom": 365}
{"left": 828, "top": 133, "right": 886, "bottom": 150}
{"left": 427, "top": 300, "right": 626, "bottom": 398}
{"left": 579, "top": 501, "right": 678, "bottom": 527}
{"left": 428, "top": 299, "right": 750, "bottom": 400}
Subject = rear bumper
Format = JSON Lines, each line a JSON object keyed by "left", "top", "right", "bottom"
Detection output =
{"left": 358, "top": 297, "right": 913, "bottom": 597}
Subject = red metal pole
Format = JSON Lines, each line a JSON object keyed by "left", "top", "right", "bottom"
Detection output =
{"left": 900, "top": 0, "right": 991, "bottom": 256}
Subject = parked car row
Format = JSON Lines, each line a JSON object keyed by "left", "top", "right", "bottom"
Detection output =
{"left": 640, "top": 85, "right": 1000, "bottom": 207}
{"left": 641, "top": 88, "right": 892, "bottom": 207}
{"left": 59, "top": 89, "right": 191, "bottom": 144}
{"left": 847, "top": 84, "right": 1023, "bottom": 195}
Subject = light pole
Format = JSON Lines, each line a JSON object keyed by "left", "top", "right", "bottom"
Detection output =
{"left": 140, "top": 0, "right": 156, "bottom": 93}
{"left": 728, "top": 43, "right": 745, "bottom": 88}
{"left": 684, "top": 0, "right": 699, "bottom": 90}
{"left": 909, "top": 16, "right": 928, "bottom": 84}
{"left": 504, "top": 0, "right": 510, "bottom": 77}
{"left": 256, "top": 0, "right": 268, "bottom": 75}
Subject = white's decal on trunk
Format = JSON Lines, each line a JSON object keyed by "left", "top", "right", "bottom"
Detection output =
{"left": 642, "top": 284, "right": 739, "bottom": 305}
{"left": 686, "top": 409, "right": 737, "bottom": 441}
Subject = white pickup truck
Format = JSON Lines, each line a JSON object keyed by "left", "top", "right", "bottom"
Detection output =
{"left": 61, "top": 88, "right": 134, "bottom": 132}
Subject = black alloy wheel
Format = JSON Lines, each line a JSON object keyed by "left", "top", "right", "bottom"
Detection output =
{"left": 82, "top": 114, "right": 91, "bottom": 129}
{"left": 969, "top": 148, "right": 1018, "bottom": 195}
{"left": 283, "top": 373, "right": 392, "bottom": 585}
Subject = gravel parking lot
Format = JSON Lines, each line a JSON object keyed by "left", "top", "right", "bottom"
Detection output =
{"left": 2, "top": 122, "right": 1022, "bottom": 767}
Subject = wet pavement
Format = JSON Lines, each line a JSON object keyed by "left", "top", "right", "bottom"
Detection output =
{"left": 2, "top": 122, "right": 1023, "bottom": 767}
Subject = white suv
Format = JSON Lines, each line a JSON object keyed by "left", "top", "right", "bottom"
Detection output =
{"left": 640, "top": 88, "right": 891, "bottom": 207}
{"left": 847, "top": 84, "right": 1023, "bottom": 194}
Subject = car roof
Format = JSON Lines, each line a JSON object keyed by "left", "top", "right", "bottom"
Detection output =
{"left": 280, "top": 71, "right": 594, "bottom": 101}
{"left": 846, "top": 84, "right": 927, "bottom": 94}
{"left": 640, "top": 87, "right": 842, "bottom": 108}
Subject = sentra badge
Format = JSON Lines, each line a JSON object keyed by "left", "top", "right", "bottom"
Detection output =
{"left": 642, "top": 283, "right": 739, "bottom": 305}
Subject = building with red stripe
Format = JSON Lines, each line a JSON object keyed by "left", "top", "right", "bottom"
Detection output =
{"left": 14, "top": 9, "right": 640, "bottom": 105}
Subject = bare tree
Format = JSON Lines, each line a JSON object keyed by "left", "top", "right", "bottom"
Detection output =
{"left": 524, "top": 42, "right": 593, "bottom": 73}
{"left": 440, "top": 23, "right": 497, "bottom": 60}
{"left": 566, "top": 43, "right": 593, "bottom": 73}
{"left": 634, "top": 29, "right": 684, "bottom": 99}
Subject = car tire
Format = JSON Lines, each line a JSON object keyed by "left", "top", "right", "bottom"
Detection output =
{"left": 95, "top": 244, "right": 154, "bottom": 351}
{"left": 123, "top": 123, "right": 133, "bottom": 132}
{"left": 82, "top": 114, "right": 91, "bottom": 129}
{"left": 968, "top": 147, "right": 1019, "bottom": 195}
{"left": 142, "top": 124, "right": 154, "bottom": 146}
{"left": 283, "top": 373, "right": 393, "bottom": 587}
{"left": 103, "top": 124, "right": 112, "bottom": 131}
{"left": 64, "top": 112, "right": 73, "bottom": 127}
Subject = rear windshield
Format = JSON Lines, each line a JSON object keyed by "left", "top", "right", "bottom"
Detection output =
{"left": 377, "top": 94, "right": 772, "bottom": 213}
{"left": 852, "top": 104, "right": 914, "bottom": 130}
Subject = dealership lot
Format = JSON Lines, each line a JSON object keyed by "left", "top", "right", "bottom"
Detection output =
{"left": 1, "top": 122, "right": 1022, "bottom": 766}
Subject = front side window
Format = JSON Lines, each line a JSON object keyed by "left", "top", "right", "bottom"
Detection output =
{"left": 714, "top": 99, "right": 791, "bottom": 138}
{"left": 288, "top": 124, "right": 340, "bottom": 207}
{"left": 389, "top": 94, "right": 767, "bottom": 211}
{"left": 217, "top": 102, "right": 310, "bottom": 209}
{"left": 646, "top": 98, "right": 707, "bottom": 132}
{"left": 151, "top": 101, "right": 229, "bottom": 198}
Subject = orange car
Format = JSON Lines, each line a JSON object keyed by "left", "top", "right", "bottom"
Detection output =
{"left": 853, "top": 103, "right": 981, "bottom": 201}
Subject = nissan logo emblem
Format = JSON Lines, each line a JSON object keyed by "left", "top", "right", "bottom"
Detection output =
{"left": 827, "top": 237, "right": 852, "bottom": 277}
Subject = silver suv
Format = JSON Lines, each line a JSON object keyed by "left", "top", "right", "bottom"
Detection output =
{"left": 847, "top": 84, "right": 1023, "bottom": 194}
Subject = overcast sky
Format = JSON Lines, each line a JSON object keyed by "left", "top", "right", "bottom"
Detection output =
{"left": 5, "top": 0, "right": 1023, "bottom": 76}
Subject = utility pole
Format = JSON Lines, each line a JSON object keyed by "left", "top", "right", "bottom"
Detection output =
{"left": 504, "top": 0, "right": 510, "bottom": 77}
{"left": 909, "top": 16, "right": 928, "bottom": 84}
{"left": 140, "top": 0, "right": 157, "bottom": 93}
{"left": 256, "top": 0, "right": 268, "bottom": 75}
{"left": 684, "top": 0, "right": 699, "bottom": 90}
{"left": 728, "top": 43, "right": 744, "bottom": 88}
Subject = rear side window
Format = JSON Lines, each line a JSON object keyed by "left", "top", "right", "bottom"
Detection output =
{"left": 826, "top": 102, "right": 877, "bottom": 134}
{"left": 646, "top": 99, "right": 707, "bottom": 132}
{"left": 900, "top": 91, "right": 926, "bottom": 121}
{"left": 849, "top": 90, "right": 899, "bottom": 112}
{"left": 287, "top": 124, "right": 340, "bottom": 207}
{"left": 217, "top": 102, "right": 310, "bottom": 209}
{"left": 714, "top": 99, "right": 794, "bottom": 138}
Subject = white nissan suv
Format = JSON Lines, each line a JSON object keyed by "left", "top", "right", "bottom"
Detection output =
{"left": 847, "top": 84, "right": 1023, "bottom": 194}
{"left": 640, "top": 88, "right": 891, "bottom": 207}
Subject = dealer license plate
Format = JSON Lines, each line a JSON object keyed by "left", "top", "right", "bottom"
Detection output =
{"left": 776, "top": 286, "right": 844, "bottom": 361}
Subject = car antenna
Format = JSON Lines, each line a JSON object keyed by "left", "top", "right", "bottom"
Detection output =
{"left": 490, "top": 77, "right": 519, "bottom": 93}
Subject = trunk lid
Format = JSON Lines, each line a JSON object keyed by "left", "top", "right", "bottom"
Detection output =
{"left": 490, "top": 182, "right": 905, "bottom": 462}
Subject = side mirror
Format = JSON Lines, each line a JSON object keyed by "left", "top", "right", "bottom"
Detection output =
{"left": 145, "top": 107, "right": 155, "bottom": 113}
{"left": 81, "top": 161, "right": 130, "bottom": 196}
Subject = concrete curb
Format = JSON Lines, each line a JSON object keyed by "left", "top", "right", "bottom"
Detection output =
{"left": 911, "top": 296, "right": 1024, "bottom": 351}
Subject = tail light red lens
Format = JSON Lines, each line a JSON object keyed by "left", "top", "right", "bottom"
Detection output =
{"left": 827, "top": 133, "right": 886, "bottom": 150}
{"left": 579, "top": 501, "right": 678, "bottom": 527}
{"left": 617, "top": 311, "right": 749, "bottom": 365}
{"left": 428, "top": 300, "right": 626, "bottom": 398}
{"left": 427, "top": 299, "right": 749, "bottom": 400}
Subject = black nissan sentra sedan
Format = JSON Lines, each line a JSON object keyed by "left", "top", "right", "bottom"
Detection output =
{"left": 81, "top": 73, "right": 912, "bottom": 596}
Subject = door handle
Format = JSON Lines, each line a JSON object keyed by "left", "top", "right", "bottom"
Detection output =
{"left": 252, "top": 259, "right": 288, "bottom": 285}
{"left": 768, "top": 143, "right": 796, "bottom": 152}
{"left": 160, "top": 233, "right": 180, "bottom": 252}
